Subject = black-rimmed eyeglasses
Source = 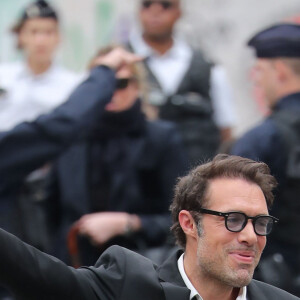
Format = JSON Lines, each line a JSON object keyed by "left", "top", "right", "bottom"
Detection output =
{"left": 191, "top": 208, "right": 279, "bottom": 236}
{"left": 115, "top": 77, "right": 136, "bottom": 90}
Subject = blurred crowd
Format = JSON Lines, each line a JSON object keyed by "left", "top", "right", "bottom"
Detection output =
{"left": 0, "top": 0, "right": 300, "bottom": 298}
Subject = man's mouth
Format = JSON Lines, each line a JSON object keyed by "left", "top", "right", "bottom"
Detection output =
{"left": 229, "top": 250, "right": 256, "bottom": 264}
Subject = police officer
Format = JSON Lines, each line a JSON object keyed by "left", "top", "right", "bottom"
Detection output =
{"left": 0, "top": 0, "right": 81, "bottom": 131}
{"left": 231, "top": 23, "right": 300, "bottom": 294}
{"left": 128, "top": 0, "right": 236, "bottom": 166}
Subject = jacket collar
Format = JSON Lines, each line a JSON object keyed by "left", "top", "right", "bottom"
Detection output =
{"left": 274, "top": 92, "right": 300, "bottom": 112}
{"left": 156, "top": 248, "right": 269, "bottom": 300}
{"left": 247, "top": 280, "right": 269, "bottom": 300}
{"left": 157, "top": 248, "right": 191, "bottom": 300}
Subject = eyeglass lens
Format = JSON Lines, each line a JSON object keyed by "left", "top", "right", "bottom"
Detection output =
{"left": 142, "top": 1, "right": 174, "bottom": 10}
{"left": 115, "top": 78, "right": 130, "bottom": 90}
{"left": 226, "top": 213, "right": 274, "bottom": 236}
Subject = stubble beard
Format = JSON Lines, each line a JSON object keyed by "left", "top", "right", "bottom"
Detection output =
{"left": 196, "top": 244, "right": 260, "bottom": 289}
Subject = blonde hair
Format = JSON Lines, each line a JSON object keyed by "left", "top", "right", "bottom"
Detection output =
{"left": 88, "top": 44, "right": 155, "bottom": 117}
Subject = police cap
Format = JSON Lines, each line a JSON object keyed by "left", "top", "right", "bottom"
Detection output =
{"left": 248, "top": 23, "right": 300, "bottom": 58}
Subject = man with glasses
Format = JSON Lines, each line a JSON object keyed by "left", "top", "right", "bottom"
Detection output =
{"left": 0, "top": 153, "right": 298, "bottom": 299}
{"left": 128, "top": 0, "right": 236, "bottom": 165}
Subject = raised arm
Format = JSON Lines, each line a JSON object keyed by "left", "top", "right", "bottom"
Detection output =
{"left": 0, "top": 66, "right": 114, "bottom": 192}
{"left": 0, "top": 225, "right": 165, "bottom": 300}
{"left": 0, "top": 48, "right": 142, "bottom": 192}
{"left": 0, "top": 227, "right": 152, "bottom": 300}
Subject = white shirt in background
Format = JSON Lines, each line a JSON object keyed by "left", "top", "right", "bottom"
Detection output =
{"left": 0, "top": 61, "right": 82, "bottom": 131}
{"left": 129, "top": 31, "right": 236, "bottom": 128}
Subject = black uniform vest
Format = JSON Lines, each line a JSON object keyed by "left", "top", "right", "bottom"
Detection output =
{"left": 134, "top": 46, "right": 220, "bottom": 166}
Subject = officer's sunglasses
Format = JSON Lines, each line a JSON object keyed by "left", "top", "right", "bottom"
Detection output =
{"left": 141, "top": 1, "right": 176, "bottom": 10}
{"left": 191, "top": 208, "right": 279, "bottom": 236}
{"left": 115, "top": 77, "right": 136, "bottom": 90}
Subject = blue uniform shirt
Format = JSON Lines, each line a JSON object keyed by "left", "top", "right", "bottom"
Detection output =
{"left": 231, "top": 92, "right": 300, "bottom": 187}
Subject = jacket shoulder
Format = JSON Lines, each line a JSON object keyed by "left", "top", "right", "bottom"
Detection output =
{"left": 248, "top": 279, "right": 299, "bottom": 299}
{"left": 94, "top": 245, "right": 158, "bottom": 267}
{"left": 231, "top": 118, "right": 279, "bottom": 159}
{"left": 85, "top": 246, "right": 164, "bottom": 299}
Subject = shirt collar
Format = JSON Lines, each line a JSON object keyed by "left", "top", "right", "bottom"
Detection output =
{"left": 177, "top": 254, "right": 200, "bottom": 300}
{"left": 129, "top": 29, "right": 153, "bottom": 57}
{"left": 16, "top": 61, "right": 58, "bottom": 80}
{"left": 274, "top": 92, "right": 300, "bottom": 112}
{"left": 177, "top": 253, "right": 247, "bottom": 300}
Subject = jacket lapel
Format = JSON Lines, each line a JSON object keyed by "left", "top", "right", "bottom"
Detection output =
{"left": 247, "top": 280, "right": 269, "bottom": 300}
{"left": 160, "top": 282, "right": 191, "bottom": 300}
{"left": 143, "top": 62, "right": 164, "bottom": 91}
{"left": 157, "top": 249, "right": 191, "bottom": 300}
{"left": 110, "top": 136, "right": 145, "bottom": 201}
{"left": 157, "top": 249, "right": 270, "bottom": 300}
{"left": 157, "top": 249, "right": 275, "bottom": 300}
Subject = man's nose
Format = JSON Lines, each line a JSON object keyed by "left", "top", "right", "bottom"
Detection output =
{"left": 34, "top": 32, "right": 48, "bottom": 43}
{"left": 237, "top": 220, "right": 258, "bottom": 245}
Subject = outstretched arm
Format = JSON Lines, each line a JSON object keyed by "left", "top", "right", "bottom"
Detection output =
{"left": 0, "top": 227, "right": 164, "bottom": 300}
{"left": 0, "top": 228, "right": 94, "bottom": 299}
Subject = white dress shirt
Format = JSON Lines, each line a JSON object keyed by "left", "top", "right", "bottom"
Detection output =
{"left": 178, "top": 253, "right": 247, "bottom": 300}
{"left": 129, "top": 30, "right": 236, "bottom": 128}
{"left": 0, "top": 61, "right": 82, "bottom": 131}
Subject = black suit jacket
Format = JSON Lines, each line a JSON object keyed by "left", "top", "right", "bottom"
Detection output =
{"left": 48, "top": 118, "right": 187, "bottom": 261}
{"left": 0, "top": 229, "right": 298, "bottom": 300}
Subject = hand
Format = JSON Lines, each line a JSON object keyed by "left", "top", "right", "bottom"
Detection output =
{"left": 77, "top": 212, "right": 141, "bottom": 246}
{"left": 94, "top": 47, "right": 143, "bottom": 70}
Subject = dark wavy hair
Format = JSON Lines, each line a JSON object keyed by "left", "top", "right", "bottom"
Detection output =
{"left": 170, "top": 154, "right": 277, "bottom": 248}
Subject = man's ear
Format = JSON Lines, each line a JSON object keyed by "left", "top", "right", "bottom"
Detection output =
{"left": 178, "top": 210, "right": 198, "bottom": 239}
{"left": 274, "top": 59, "right": 290, "bottom": 83}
